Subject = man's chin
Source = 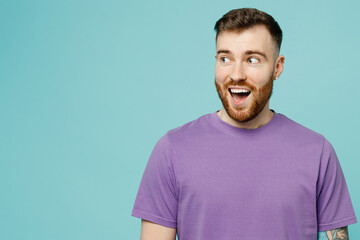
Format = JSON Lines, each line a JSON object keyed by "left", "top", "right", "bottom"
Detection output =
{"left": 225, "top": 107, "right": 255, "bottom": 122}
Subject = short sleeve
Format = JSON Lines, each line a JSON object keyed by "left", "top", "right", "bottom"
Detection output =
{"left": 131, "top": 134, "right": 178, "bottom": 228}
{"left": 316, "top": 138, "right": 357, "bottom": 231}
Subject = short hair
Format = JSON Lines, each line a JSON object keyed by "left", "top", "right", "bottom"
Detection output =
{"left": 214, "top": 8, "right": 283, "bottom": 52}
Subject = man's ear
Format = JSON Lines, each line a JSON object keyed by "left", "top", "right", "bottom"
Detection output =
{"left": 274, "top": 55, "right": 285, "bottom": 80}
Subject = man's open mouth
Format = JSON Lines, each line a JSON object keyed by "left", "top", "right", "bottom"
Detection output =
{"left": 228, "top": 88, "right": 251, "bottom": 102}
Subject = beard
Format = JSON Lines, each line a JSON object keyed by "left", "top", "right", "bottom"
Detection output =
{"left": 215, "top": 77, "right": 274, "bottom": 122}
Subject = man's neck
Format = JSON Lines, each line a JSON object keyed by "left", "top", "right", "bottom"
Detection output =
{"left": 217, "top": 107, "right": 274, "bottom": 129}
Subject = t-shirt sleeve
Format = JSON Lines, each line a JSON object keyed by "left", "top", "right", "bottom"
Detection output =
{"left": 316, "top": 138, "right": 357, "bottom": 231}
{"left": 131, "top": 133, "right": 178, "bottom": 228}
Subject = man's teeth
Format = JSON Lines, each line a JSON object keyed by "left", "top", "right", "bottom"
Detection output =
{"left": 230, "top": 89, "right": 250, "bottom": 93}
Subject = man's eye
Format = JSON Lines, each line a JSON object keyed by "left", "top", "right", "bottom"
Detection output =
{"left": 248, "top": 57, "right": 259, "bottom": 64}
{"left": 221, "top": 57, "right": 230, "bottom": 63}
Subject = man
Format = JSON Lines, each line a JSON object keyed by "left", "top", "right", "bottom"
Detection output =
{"left": 131, "top": 8, "right": 357, "bottom": 240}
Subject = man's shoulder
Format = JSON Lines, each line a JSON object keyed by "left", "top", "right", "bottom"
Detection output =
{"left": 168, "top": 112, "right": 212, "bottom": 136}
{"left": 158, "top": 112, "right": 213, "bottom": 145}
{"left": 278, "top": 112, "right": 325, "bottom": 143}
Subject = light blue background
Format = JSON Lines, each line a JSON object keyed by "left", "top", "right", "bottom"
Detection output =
{"left": 0, "top": 0, "right": 359, "bottom": 239}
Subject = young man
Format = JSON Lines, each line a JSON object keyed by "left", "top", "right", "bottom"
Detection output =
{"left": 131, "top": 8, "right": 357, "bottom": 240}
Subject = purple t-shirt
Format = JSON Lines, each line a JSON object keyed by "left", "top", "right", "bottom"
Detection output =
{"left": 131, "top": 110, "right": 357, "bottom": 239}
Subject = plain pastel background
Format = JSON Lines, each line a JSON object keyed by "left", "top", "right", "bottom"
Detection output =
{"left": 0, "top": 0, "right": 359, "bottom": 239}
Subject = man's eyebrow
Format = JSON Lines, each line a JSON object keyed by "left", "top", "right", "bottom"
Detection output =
{"left": 216, "top": 49, "right": 231, "bottom": 55}
{"left": 245, "top": 50, "right": 267, "bottom": 59}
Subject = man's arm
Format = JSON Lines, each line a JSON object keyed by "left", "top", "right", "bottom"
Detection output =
{"left": 140, "top": 219, "right": 177, "bottom": 240}
{"left": 318, "top": 225, "right": 348, "bottom": 240}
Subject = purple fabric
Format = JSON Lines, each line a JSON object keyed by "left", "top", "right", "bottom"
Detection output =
{"left": 131, "top": 109, "right": 357, "bottom": 239}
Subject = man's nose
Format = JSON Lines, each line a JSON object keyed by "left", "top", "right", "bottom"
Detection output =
{"left": 229, "top": 62, "right": 246, "bottom": 81}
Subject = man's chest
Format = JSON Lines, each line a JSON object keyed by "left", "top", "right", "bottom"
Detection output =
{"left": 175, "top": 144, "right": 318, "bottom": 216}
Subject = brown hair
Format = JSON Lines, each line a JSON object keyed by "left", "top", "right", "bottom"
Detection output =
{"left": 214, "top": 8, "right": 283, "bottom": 52}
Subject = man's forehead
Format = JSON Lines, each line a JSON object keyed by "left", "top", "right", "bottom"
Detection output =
{"left": 216, "top": 26, "right": 277, "bottom": 55}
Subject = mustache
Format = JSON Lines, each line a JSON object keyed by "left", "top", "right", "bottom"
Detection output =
{"left": 224, "top": 81, "right": 255, "bottom": 91}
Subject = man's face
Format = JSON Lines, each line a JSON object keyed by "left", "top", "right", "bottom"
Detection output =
{"left": 215, "top": 26, "right": 281, "bottom": 122}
